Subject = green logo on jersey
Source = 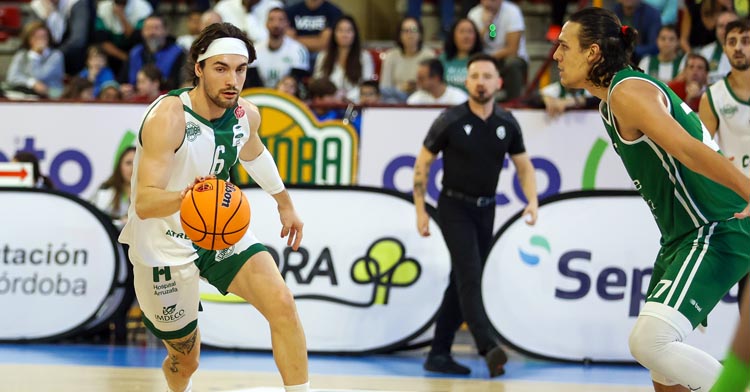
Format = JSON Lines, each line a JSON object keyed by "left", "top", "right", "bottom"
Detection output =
{"left": 719, "top": 105, "right": 738, "bottom": 117}
{"left": 186, "top": 121, "right": 202, "bottom": 142}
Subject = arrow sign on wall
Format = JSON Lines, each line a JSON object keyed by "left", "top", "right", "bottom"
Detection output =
{"left": 0, "top": 162, "right": 33, "bottom": 187}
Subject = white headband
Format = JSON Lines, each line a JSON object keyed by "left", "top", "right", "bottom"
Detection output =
{"left": 197, "top": 37, "right": 249, "bottom": 62}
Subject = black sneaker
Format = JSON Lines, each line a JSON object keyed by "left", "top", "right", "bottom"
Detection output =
{"left": 423, "top": 354, "right": 471, "bottom": 375}
{"left": 485, "top": 346, "right": 508, "bottom": 377}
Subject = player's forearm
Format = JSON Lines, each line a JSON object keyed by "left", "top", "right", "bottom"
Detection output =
{"left": 271, "top": 189, "right": 294, "bottom": 211}
{"left": 135, "top": 186, "right": 183, "bottom": 219}
{"left": 413, "top": 158, "right": 432, "bottom": 212}
{"left": 681, "top": 144, "right": 750, "bottom": 202}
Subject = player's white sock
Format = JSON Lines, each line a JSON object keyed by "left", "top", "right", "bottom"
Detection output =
{"left": 167, "top": 379, "right": 192, "bottom": 392}
{"left": 629, "top": 304, "right": 721, "bottom": 390}
{"left": 284, "top": 381, "right": 310, "bottom": 392}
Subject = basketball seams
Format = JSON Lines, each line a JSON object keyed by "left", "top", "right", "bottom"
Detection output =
{"left": 221, "top": 191, "right": 245, "bottom": 243}
{"left": 180, "top": 178, "right": 250, "bottom": 250}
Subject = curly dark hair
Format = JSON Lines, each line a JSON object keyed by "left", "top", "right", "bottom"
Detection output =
{"left": 185, "top": 23, "right": 256, "bottom": 87}
{"left": 568, "top": 7, "right": 640, "bottom": 88}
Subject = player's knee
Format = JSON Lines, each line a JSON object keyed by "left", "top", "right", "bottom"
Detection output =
{"left": 628, "top": 315, "right": 680, "bottom": 367}
{"left": 267, "top": 287, "right": 299, "bottom": 326}
{"left": 628, "top": 325, "right": 653, "bottom": 365}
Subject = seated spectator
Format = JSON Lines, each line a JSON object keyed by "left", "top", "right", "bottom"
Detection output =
{"left": 307, "top": 77, "right": 343, "bottom": 121}
{"left": 407, "top": 58, "right": 468, "bottom": 105}
{"left": 539, "top": 81, "right": 595, "bottom": 118}
{"left": 668, "top": 53, "right": 709, "bottom": 112}
{"left": 29, "top": 0, "right": 92, "bottom": 75}
{"left": 359, "top": 80, "right": 381, "bottom": 104}
{"left": 129, "top": 63, "right": 162, "bottom": 102}
{"left": 214, "top": 0, "right": 283, "bottom": 43}
{"left": 90, "top": 146, "right": 135, "bottom": 227}
{"left": 98, "top": 80, "right": 123, "bottom": 100}
{"left": 440, "top": 18, "right": 483, "bottom": 93}
{"left": 286, "top": 0, "right": 343, "bottom": 57}
{"left": 276, "top": 75, "right": 300, "bottom": 98}
{"left": 121, "top": 15, "right": 185, "bottom": 91}
{"left": 61, "top": 76, "right": 95, "bottom": 99}
{"left": 94, "top": 0, "right": 153, "bottom": 76}
{"left": 247, "top": 7, "right": 310, "bottom": 89}
{"left": 698, "top": 10, "right": 738, "bottom": 84}
{"left": 12, "top": 151, "right": 55, "bottom": 189}
{"left": 5, "top": 21, "right": 65, "bottom": 99}
{"left": 313, "top": 15, "right": 374, "bottom": 102}
{"left": 176, "top": 8, "right": 202, "bottom": 51}
{"left": 89, "top": 145, "right": 136, "bottom": 345}
{"left": 379, "top": 17, "right": 435, "bottom": 99}
{"left": 644, "top": 0, "right": 678, "bottom": 25}
{"left": 679, "top": 0, "right": 729, "bottom": 53}
{"left": 467, "top": 0, "right": 528, "bottom": 101}
{"left": 638, "top": 25, "right": 682, "bottom": 83}
{"left": 78, "top": 45, "right": 116, "bottom": 97}
{"left": 613, "top": 0, "right": 662, "bottom": 63}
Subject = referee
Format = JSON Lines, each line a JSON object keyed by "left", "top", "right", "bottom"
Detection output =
{"left": 413, "top": 53, "right": 538, "bottom": 377}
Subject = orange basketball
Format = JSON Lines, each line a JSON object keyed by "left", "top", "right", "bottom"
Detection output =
{"left": 180, "top": 178, "right": 251, "bottom": 250}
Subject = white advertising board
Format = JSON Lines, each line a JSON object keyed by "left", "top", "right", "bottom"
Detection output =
{"left": 198, "top": 187, "right": 451, "bottom": 353}
{"left": 0, "top": 189, "right": 122, "bottom": 340}
{"left": 0, "top": 102, "right": 146, "bottom": 197}
{"left": 483, "top": 191, "right": 739, "bottom": 361}
{"left": 359, "top": 108, "right": 634, "bottom": 232}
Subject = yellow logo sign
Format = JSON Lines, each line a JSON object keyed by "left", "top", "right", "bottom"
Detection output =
{"left": 235, "top": 88, "right": 358, "bottom": 185}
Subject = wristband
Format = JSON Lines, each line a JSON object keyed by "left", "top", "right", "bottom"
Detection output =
{"left": 240, "top": 147, "right": 285, "bottom": 195}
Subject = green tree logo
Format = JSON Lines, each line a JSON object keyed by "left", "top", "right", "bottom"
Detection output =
{"left": 351, "top": 238, "right": 421, "bottom": 305}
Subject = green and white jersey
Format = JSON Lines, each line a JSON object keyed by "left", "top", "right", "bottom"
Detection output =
{"left": 707, "top": 76, "right": 750, "bottom": 176}
{"left": 600, "top": 68, "right": 746, "bottom": 245}
{"left": 119, "top": 88, "right": 252, "bottom": 267}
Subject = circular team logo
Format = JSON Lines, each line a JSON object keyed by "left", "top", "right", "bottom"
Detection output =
{"left": 234, "top": 105, "right": 245, "bottom": 119}
{"left": 195, "top": 182, "right": 214, "bottom": 192}
{"left": 186, "top": 121, "right": 201, "bottom": 142}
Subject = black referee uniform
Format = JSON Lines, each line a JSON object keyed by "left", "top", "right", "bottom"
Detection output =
{"left": 423, "top": 101, "right": 526, "bottom": 372}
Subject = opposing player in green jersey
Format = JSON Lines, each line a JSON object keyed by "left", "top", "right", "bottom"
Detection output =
{"left": 119, "top": 23, "right": 309, "bottom": 392}
{"left": 554, "top": 7, "right": 750, "bottom": 392}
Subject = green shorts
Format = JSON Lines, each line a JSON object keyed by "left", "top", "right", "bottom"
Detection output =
{"left": 645, "top": 218, "right": 750, "bottom": 330}
{"left": 133, "top": 241, "right": 267, "bottom": 340}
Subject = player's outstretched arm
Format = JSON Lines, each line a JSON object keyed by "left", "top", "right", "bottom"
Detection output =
{"left": 413, "top": 146, "right": 436, "bottom": 237}
{"left": 609, "top": 80, "right": 750, "bottom": 205}
{"left": 134, "top": 97, "right": 193, "bottom": 219}
{"left": 237, "top": 99, "right": 303, "bottom": 250}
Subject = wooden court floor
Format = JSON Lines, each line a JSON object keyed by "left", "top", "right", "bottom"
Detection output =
{"left": 0, "top": 363, "right": 653, "bottom": 392}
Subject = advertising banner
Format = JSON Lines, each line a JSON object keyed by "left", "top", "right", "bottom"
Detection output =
{"left": 0, "top": 189, "right": 124, "bottom": 340}
{"left": 198, "top": 187, "right": 450, "bottom": 353}
{"left": 483, "top": 191, "right": 739, "bottom": 362}
{"left": 0, "top": 102, "right": 145, "bottom": 198}
{"left": 239, "top": 89, "right": 358, "bottom": 186}
{"left": 359, "top": 108, "right": 634, "bottom": 232}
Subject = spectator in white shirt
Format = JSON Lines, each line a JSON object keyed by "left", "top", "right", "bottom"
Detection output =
{"left": 214, "top": 0, "right": 283, "bottom": 42}
{"left": 407, "top": 58, "right": 468, "bottom": 105}
{"left": 379, "top": 17, "right": 435, "bottom": 99}
{"left": 247, "top": 7, "right": 310, "bottom": 88}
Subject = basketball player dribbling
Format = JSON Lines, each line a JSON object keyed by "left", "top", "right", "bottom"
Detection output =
{"left": 118, "top": 23, "right": 309, "bottom": 392}
{"left": 554, "top": 7, "right": 750, "bottom": 392}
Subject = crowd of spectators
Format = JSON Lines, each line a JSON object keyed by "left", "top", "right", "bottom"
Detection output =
{"left": 0, "top": 0, "right": 746, "bottom": 114}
